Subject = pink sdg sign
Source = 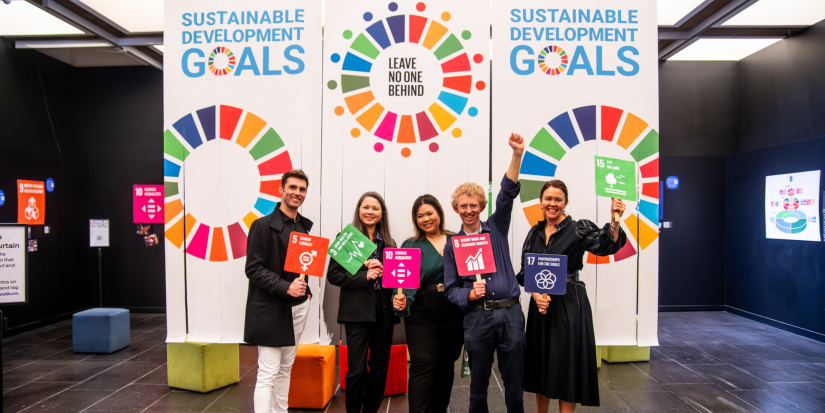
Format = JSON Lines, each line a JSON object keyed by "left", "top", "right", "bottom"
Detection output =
{"left": 133, "top": 185, "right": 164, "bottom": 223}
{"left": 382, "top": 248, "right": 421, "bottom": 289}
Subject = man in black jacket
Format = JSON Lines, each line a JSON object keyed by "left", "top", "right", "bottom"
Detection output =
{"left": 244, "top": 169, "right": 313, "bottom": 413}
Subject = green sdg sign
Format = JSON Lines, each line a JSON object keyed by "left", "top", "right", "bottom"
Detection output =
{"left": 329, "top": 224, "right": 377, "bottom": 275}
{"left": 594, "top": 156, "right": 637, "bottom": 201}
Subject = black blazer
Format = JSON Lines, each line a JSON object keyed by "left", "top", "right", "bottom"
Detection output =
{"left": 243, "top": 206, "right": 313, "bottom": 347}
{"left": 327, "top": 236, "right": 400, "bottom": 327}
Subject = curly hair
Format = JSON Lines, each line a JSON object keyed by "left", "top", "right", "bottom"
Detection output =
{"left": 451, "top": 182, "right": 488, "bottom": 211}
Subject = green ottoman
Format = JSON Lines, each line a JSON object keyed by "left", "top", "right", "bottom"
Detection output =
{"left": 601, "top": 345, "right": 650, "bottom": 363}
{"left": 167, "top": 342, "right": 239, "bottom": 393}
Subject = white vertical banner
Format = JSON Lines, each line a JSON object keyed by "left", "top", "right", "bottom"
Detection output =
{"left": 164, "top": 1, "right": 322, "bottom": 343}
{"left": 320, "top": 0, "right": 491, "bottom": 341}
{"left": 492, "top": 1, "right": 659, "bottom": 346}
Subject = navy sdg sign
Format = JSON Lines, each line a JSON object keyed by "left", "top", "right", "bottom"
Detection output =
{"left": 524, "top": 253, "right": 568, "bottom": 296}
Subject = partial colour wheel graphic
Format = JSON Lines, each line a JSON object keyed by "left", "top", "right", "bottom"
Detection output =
{"left": 518, "top": 105, "right": 660, "bottom": 265}
{"left": 163, "top": 105, "right": 294, "bottom": 262}
{"left": 328, "top": 2, "right": 482, "bottom": 156}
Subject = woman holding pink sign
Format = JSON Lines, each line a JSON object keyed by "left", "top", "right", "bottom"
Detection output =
{"left": 392, "top": 195, "right": 464, "bottom": 413}
{"left": 516, "top": 180, "right": 626, "bottom": 413}
{"left": 327, "top": 192, "right": 399, "bottom": 413}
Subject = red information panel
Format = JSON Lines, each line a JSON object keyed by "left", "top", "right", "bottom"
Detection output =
{"left": 17, "top": 180, "right": 45, "bottom": 225}
{"left": 452, "top": 233, "right": 496, "bottom": 277}
{"left": 285, "top": 232, "right": 330, "bottom": 277}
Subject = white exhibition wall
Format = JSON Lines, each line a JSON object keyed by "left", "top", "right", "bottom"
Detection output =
{"left": 163, "top": 0, "right": 659, "bottom": 347}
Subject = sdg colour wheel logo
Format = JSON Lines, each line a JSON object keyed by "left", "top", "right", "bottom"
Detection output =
{"left": 326, "top": 1, "right": 485, "bottom": 157}
{"left": 164, "top": 105, "right": 294, "bottom": 262}
{"left": 519, "top": 105, "right": 660, "bottom": 265}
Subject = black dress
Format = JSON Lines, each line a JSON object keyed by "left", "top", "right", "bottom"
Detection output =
{"left": 516, "top": 216, "right": 626, "bottom": 406}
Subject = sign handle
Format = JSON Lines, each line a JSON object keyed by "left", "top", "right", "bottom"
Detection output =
{"left": 300, "top": 274, "right": 306, "bottom": 280}
{"left": 475, "top": 274, "right": 484, "bottom": 297}
{"left": 539, "top": 293, "right": 548, "bottom": 314}
{"left": 612, "top": 211, "right": 620, "bottom": 223}
{"left": 397, "top": 288, "right": 403, "bottom": 297}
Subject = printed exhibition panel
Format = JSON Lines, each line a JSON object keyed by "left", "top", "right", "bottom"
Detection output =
{"left": 163, "top": 0, "right": 322, "bottom": 343}
{"left": 17, "top": 180, "right": 45, "bottom": 226}
{"left": 492, "top": 0, "right": 660, "bottom": 346}
{"left": 320, "top": 0, "right": 491, "bottom": 342}
{"left": 765, "top": 171, "right": 821, "bottom": 242}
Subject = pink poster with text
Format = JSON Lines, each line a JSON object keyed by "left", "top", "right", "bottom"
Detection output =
{"left": 382, "top": 248, "right": 421, "bottom": 289}
{"left": 133, "top": 185, "right": 164, "bottom": 223}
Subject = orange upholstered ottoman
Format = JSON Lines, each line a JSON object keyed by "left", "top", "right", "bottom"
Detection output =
{"left": 287, "top": 344, "right": 336, "bottom": 409}
{"left": 338, "top": 342, "right": 408, "bottom": 396}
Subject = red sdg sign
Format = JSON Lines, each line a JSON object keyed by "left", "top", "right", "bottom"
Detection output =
{"left": 452, "top": 233, "right": 497, "bottom": 277}
{"left": 285, "top": 232, "right": 330, "bottom": 277}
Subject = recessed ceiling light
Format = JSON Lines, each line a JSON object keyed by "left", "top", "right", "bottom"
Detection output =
{"left": 669, "top": 38, "right": 783, "bottom": 61}
{"left": 658, "top": 0, "right": 707, "bottom": 26}
{"left": 153, "top": 45, "right": 164, "bottom": 53}
{"left": 0, "top": 1, "right": 84, "bottom": 36}
{"left": 723, "top": 0, "right": 825, "bottom": 26}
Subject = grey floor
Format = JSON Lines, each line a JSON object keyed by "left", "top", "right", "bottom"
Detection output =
{"left": 3, "top": 312, "right": 825, "bottom": 412}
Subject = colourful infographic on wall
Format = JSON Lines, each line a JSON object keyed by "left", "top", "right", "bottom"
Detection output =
{"left": 163, "top": 0, "right": 322, "bottom": 343}
{"left": 492, "top": 0, "right": 659, "bottom": 346}
{"left": 320, "top": 0, "right": 491, "bottom": 252}
{"left": 765, "top": 171, "right": 821, "bottom": 242}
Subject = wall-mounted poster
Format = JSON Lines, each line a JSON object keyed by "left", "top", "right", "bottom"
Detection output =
{"left": 765, "top": 171, "right": 821, "bottom": 242}
{"left": 0, "top": 224, "right": 28, "bottom": 304}
{"left": 133, "top": 185, "right": 164, "bottom": 223}
{"left": 17, "top": 180, "right": 45, "bottom": 225}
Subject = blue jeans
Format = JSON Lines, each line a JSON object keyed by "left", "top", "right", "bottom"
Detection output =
{"left": 463, "top": 303, "right": 526, "bottom": 413}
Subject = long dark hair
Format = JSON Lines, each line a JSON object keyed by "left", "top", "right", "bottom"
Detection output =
{"left": 409, "top": 194, "right": 448, "bottom": 241}
{"left": 352, "top": 192, "right": 396, "bottom": 248}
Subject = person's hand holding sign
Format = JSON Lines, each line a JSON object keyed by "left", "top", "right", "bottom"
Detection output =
{"left": 287, "top": 277, "right": 308, "bottom": 297}
{"left": 392, "top": 294, "right": 406, "bottom": 311}
{"left": 365, "top": 259, "right": 382, "bottom": 281}
{"left": 469, "top": 279, "right": 486, "bottom": 300}
{"left": 531, "top": 292, "right": 550, "bottom": 312}
{"left": 610, "top": 198, "right": 626, "bottom": 242}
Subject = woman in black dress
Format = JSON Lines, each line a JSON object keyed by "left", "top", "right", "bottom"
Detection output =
{"left": 516, "top": 180, "right": 626, "bottom": 413}
{"left": 328, "top": 192, "right": 399, "bottom": 413}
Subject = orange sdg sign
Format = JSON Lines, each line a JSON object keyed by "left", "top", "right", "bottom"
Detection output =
{"left": 17, "top": 180, "right": 45, "bottom": 225}
{"left": 285, "top": 232, "right": 330, "bottom": 278}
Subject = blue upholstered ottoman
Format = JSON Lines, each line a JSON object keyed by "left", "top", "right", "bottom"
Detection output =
{"left": 73, "top": 308, "right": 130, "bottom": 354}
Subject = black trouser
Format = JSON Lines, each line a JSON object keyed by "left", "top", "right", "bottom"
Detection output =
{"left": 344, "top": 320, "right": 394, "bottom": 413}
{"left": 463, "top": 303, "right": 526, "bottom": 413}
{"left": 405, "top": 288, "right": 465, "bottom": 413}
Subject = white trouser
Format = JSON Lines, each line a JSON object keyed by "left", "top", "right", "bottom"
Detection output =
{"left": 253, "top": 298, "right": 311, "bottom": 413}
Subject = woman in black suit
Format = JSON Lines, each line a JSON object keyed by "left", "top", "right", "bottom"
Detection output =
{"left": 328, "top": 191, "right": 399, "bottom": 413}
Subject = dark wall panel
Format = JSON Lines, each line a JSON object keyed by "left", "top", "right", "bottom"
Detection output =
{"left": 659, "top": 156, "right": 727, "bottom": 308}
{"left": 659, "top": 61, "right": 740, "bottom": 156}
{"left": 725, "top": 137, "right": 825, "bottom": 338}
{"left": 739, "top": 21, "right": 825, "bottom": 151}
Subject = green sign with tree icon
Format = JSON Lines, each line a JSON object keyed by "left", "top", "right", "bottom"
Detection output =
{"left": 594, "top": 156, "right": 637, "bottom": 201}
{"left": 328, "top": 224, "right": 377, "bottom": 275}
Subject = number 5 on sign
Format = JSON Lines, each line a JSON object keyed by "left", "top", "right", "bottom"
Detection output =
{"left": 285, "top": 232, "right": 330, "bottom": 279}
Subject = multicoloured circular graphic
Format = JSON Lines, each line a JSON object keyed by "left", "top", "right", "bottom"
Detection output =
{"left": 328, "top": 2, "right": 482, "bottom": 155}
{"left": 783, "top": 197, "right": 799, "bottom": 210}
{"left": 164, "top": 105, "right": 294, "bottom": 262}
{"left": 776, "top": 209, "right": 807, "bottom": 234}
{"left": 208, "top": 47, "right": 236, "bottom": 76}
{"left": 537, "top": 46, "right": 568, "bottom": 75}
{"left": 518, "top": 105, "right": 660, "bottom": 265}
